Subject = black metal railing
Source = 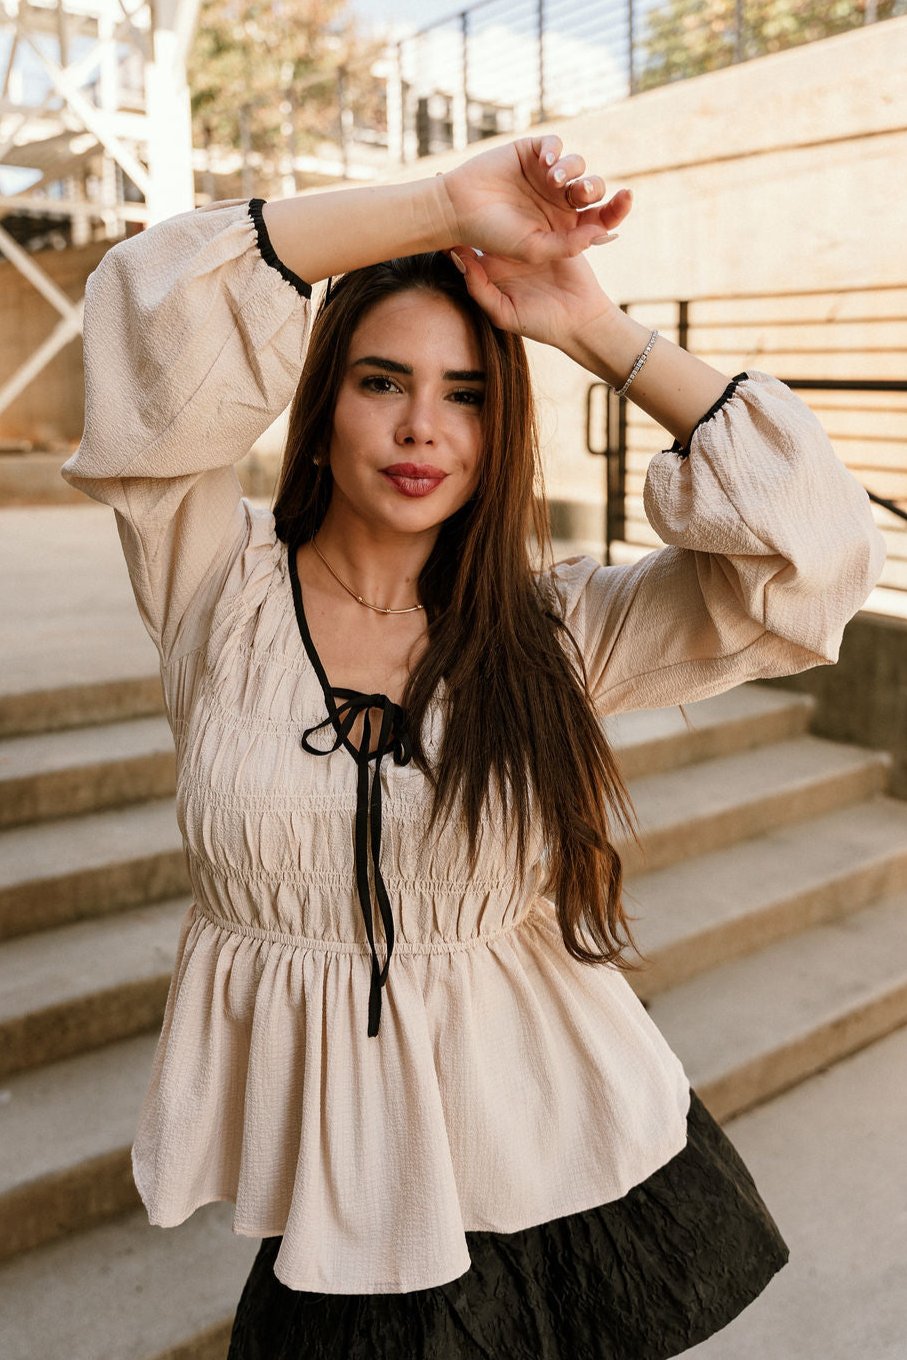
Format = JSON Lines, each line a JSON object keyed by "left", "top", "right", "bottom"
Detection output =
{"left": 584, "top": 288, "right": 907, "bottom": 594}
{"left": 389, "top": 0, "right": 907, "bottom": 162}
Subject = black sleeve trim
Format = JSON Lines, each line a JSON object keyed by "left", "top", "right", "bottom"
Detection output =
{"left": 248, "top": 198, "right": 313, "bottom": 299}
{"left": 668, "top": 371, "right": 749, "bottom": 459}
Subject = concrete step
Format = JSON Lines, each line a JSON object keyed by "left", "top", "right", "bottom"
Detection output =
{"left": 5, "top": 790, "right": 903, "bottom": 1088}
{"left": 0, "top": 675, "right": 165, "bottom": 741}
{"left": 0, "top": 680, "right": 810, "bottom": 823}
{"left": 0, "top": 1199, "right": 254, "bottom": 1360}
{"left": 0, "top": 501, "right": 164, "bottom": 742}
{"left": 648, "top": 888, "right": 907, "bottom": 1123}
{"left": 0, "top": 1032, "right": 159, "bottom": 1260}
{"left": 0, "top": 898, "right": 187, "bottom": 1080}
{"left": 603, "top": 682, "right": 814, "bottom": 781}
{"left": 0, "top": 716, "right": 176, "bottom": 829}
{"left": 0, "top": 798, "right": 188, "bottom": 942}
{"left": 627, "top": 793, "right": 907, "bottom": 999}
{"left": 0, "top": 684, "right": 815, "bottom": 944}
{"left": 617, "top": 732, "right": 892, "bottom": 876}
{"left": 683, "top": 1023, "right": 907, "bottom": 1360}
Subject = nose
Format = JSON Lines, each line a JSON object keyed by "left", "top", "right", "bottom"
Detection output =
{"left": 395, "top": 393, "right": 438, "bottom": 446}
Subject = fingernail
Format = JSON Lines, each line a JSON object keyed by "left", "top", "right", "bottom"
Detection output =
{"left": 552, "top": 167, "right": 566, "bottom": 184}
{"left": 583, "top": 178, "right": 593, "bottom": 194}
{"left": 450, "top": 250, "right": 467, "bottom": 274}
{"left": 545, "top": 150, "right": 556, "bottom": 166}
{"left": 591, "top": 233, "right": 619, "bottom": 245}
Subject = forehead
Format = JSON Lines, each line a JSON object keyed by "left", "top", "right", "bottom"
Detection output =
{"left": 350, "top": 289, "right": 480, "bottom": 359}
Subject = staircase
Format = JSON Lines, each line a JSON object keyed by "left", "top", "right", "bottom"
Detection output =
{"left": 1, "top": 675, "right": 906, "bottom": 1360}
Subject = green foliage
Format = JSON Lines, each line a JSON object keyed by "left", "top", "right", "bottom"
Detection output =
{"left": 635, "top": 0, "right": 901, "bottom": 91}
{"left": 188, "top": 0, "right": 387, "bottom": 193}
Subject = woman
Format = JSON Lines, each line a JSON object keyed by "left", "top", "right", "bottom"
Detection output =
{"left": 61, "top": 134, "right": 886, "bottom": 1358}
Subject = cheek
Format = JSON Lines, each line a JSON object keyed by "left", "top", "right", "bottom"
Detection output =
{"left": 327, "top": 402, "right": 373, "bottom": 471}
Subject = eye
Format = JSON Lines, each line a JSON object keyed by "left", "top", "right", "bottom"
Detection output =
{"left": 360, "top": 375, "right": 400, "bottom": 394}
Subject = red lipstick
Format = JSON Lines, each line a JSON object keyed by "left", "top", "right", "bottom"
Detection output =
{"left": 380, "top": 462, "right": 448, "bottom": 498}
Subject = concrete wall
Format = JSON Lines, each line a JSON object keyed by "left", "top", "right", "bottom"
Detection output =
{"left": 763, "top": 609, "right": 907, "bottom": 799}
{"left": 394, "top": 15, "right": 907, "bottom": 550}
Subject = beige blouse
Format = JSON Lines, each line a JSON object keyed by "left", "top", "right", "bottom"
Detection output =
{"left": 60, "top": 197, "right": 886, "bottom": 1295}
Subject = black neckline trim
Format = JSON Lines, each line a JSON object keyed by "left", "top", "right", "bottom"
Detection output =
{"left": 248, "top": 199, "right": 313, "bottom": 299}
{"left": 287, "top": 534, "right": 412, "bottom": 1038}
{"left": 669, "top": 371, "right": 749, "bottom": 458}
{"left": 287, "top": 535, "right": 400, "bottom": 763}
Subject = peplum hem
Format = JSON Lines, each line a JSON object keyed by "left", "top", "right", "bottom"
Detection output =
{"left": 131, "top": 897, "right": 692, "bottom": 1294}
{"left": 226, "top": 1088, "right": 790, "bottom": 1353}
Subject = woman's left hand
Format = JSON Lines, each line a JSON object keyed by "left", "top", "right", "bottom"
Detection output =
{"left": 446, "top": 211, "right": 631, "bottom": 351}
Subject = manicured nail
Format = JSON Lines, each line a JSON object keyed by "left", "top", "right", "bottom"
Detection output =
{"left": 450, "top": 251, "right": 467, "bottom": 274}
{"left": 552, "top": 167, "right": 566, "bottom": 184}
{"left": 545, "top": 150, "right": 556, "bottom": 166}
{"left": 591, "top": 232, "right": 619, "bottom": 244}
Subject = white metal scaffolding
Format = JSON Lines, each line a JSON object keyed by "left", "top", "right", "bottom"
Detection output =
{"left": 0, "top": 0, "right": 198, "bottom": 420}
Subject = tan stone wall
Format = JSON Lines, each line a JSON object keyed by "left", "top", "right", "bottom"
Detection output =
{"left": 387, "top": 15, "right": 907, "bottom": 563}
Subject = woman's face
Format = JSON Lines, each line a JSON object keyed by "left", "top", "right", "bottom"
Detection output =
{"left": 325, "top": 288, "right": 486, "bottom": 538}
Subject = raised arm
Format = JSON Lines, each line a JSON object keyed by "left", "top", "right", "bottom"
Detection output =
{"left": 60, "top": 198, "right": 316, "bottom": 664}
{"left": 60, "top": 134, "right": 626, "bottom": 666}
{"left": 546, "top": 369, "right": 887, "bottom": 715}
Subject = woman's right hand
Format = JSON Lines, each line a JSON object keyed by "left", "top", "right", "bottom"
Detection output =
{"left": 438, "top": 135, "right": 631, "bottom": 266}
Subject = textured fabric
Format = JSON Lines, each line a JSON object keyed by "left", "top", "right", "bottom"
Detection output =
{"left": 225, "top": 1088, "right": 790, "bottom": 1359}
{"left": 60, "top": 197, "right": 886, "bottom": 1294}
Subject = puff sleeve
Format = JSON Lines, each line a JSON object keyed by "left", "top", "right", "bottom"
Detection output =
{"left": 547, "top": 370, "right": 887, "bottom": 717}
{"left": 60, "top": 198, "right": 314, "bottom": 666}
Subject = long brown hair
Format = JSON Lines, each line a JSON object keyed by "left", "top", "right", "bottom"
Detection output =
{"left": 272, "top": 250, "right": 649, "bottom": 975}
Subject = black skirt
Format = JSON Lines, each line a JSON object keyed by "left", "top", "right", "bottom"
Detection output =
{"left": 226, "top": 1087, "right": 789, "bottom": 1360}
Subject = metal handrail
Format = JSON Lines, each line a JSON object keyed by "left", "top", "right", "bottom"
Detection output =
{"left": 583, "top": 298, "right": 907, "bottom": 575}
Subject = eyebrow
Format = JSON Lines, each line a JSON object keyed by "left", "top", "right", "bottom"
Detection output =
{"left": 351, "top": 355, "right": 486, "bottom": 382}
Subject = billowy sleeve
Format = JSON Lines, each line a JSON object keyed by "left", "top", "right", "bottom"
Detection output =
{"left": 546, "top": 371, "right": 887, "bottom": 716}
{"left": 60, "top": 197, "right": 314, "bottom": 665}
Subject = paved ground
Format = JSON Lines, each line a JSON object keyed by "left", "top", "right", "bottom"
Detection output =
{"left": 1, "top": 503, "right": 159, "bottom": 697}
{"left": 685, "top": 1023, "right": 907, "bottom": 1359}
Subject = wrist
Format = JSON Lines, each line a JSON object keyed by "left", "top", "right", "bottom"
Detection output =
{"left": 421, "top": 172, "right": 461, "bottom": 252}
{"left": 560, "top": 305, "right": 654, "bottom": 389}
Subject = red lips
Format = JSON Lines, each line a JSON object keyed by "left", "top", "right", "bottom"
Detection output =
{"left": 382, "top": 462, "right": 447, "bottom": 478}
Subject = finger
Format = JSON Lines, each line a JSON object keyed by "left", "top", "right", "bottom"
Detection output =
{"left": 597, "top": 187, "right": 634, "bottom": 230}
{"left": 574, "top": 187, "right": 633, "bottom": 232}
{"left": 447, "top": 249, "right": 513, "bottom": 330}
{"left": 530, "top": 133, "right": 563, "bottom": 170}
{"left": 531, "top": 218, "right": 620, "bottom": 263}
{"left": 564, "top": 175, "right": 606, "bottom": 210}
{"left": 548, "top": 152, "right": 586, "bottom": 191}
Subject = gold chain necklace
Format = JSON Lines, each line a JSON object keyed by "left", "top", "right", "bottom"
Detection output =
{"left": 311, "top": 536, "right": 424, "bottom": 615}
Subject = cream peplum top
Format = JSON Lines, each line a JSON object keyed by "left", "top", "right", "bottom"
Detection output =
{"left": 60, "top": 197, "right": 887, "bottom": 1294}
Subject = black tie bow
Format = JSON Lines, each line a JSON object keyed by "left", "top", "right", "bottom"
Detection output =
{"left": 301, "top": 690, "right": 412, "bottom": 1037}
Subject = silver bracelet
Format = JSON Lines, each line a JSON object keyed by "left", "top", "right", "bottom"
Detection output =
{"left": 615, "top": 328, "right": 659, "bottom": 397}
